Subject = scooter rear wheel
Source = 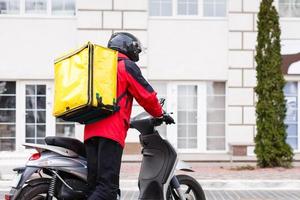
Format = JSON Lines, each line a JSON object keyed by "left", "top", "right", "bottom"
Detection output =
{"left": 16, "top": 178, "right": 58, "bottom": 200}
{"left": 167, "top": 174, "right": 206, "bottom": 200}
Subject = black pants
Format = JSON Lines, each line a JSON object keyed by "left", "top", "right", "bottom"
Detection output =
{"left": 85, "top": 137, "right": 123, "bottom": 200}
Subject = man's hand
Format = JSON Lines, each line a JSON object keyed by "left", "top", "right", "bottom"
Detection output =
{"left": 163, "top": 114, "right": 175, "bottom": 125}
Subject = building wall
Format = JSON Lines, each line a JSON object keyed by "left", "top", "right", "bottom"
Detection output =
{"left": 1, "top": 0, "right": 300, "bottom": 159}
{"left": 76, "top": 0, "right": 148, "bottom": 67}
{"left": 227, "top": 0, "right": 259, "bottom": 146}
{"left": 0, "top": 17, "right": 77, "bottom": 79}
{"left": 148, "top": 19, "right": 228, "bottom": 80}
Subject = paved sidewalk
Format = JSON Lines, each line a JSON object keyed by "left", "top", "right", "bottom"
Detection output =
{"left": 1, "top": 190, "right": 300, "bottom": 200}
{"left": 121, "top": 190, "right": 300, "bottom": 200}
{"left": 119, "top": 162, "right": 300, "bottom": 190}
{"left": 1, "top": 162, "right": 300, "bottom": 192}
{"left": 120, "top": 162, "right": 300, "bottom": 180}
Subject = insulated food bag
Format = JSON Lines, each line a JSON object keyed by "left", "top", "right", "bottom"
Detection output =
{"left": 53, "top": 42, "right": 118, "bottom": 124}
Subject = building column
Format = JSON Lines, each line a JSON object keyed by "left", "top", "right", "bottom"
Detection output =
{"left": 227, "top": 0, "right": 260, "bottom": 146}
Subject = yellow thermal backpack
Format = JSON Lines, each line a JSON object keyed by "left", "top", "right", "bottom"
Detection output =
{"left": 53, "top": 42, "right": 119, "bottom": 124}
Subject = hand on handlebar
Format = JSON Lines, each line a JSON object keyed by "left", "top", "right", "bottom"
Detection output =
{"left": 162, "top": 113, "right": 175, "bottom": 125}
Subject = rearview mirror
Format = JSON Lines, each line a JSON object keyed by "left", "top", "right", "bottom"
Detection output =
{"left": 159, "top": 98, "right": 165, "bottom": 106}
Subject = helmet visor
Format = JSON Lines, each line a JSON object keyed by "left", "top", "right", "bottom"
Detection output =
{"left": 133, "top": 39, "right": 142, "bottom": 54}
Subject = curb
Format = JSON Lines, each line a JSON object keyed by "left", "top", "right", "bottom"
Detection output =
{"left": 1, "top": 179, "right": 300, "bottom": 191}
{"left": 119, "top": 179, "right": 300, "bottom": 191}
{"left": 198, "top": 180, "right": 300, "bottom": 190}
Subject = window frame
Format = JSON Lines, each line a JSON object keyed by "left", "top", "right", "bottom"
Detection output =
{"left": 206, "top": 82, "right": 226, "bottom": 151}
{"left": 150, "top": 81, "right": 228, "bottom": 153}
{"left": 24, "top": 84, "right": 48, "bottom": 145}
{"left": 203, "top": 0, "right": 227, "bottom": 17}
{"left": 0, "top": 0, "right": 76, "bottom": 18}
{"left": 18, "top": 80, "right": 55, "bottom": 153}
{"left": 284, "top": 79, "right": 300, "bottom": 152}
{"left": 176, "top": 0, "right": 202, "bottom": 17}
{"left": 0, "top": 0, "right": 21, "bottom": 15}
{"left": 0, "top": 80, "right": 82, "bottom": 154}
{"left": 149, "top": 0, "right": 228, "bottom": 19}
{"left": 51, "top": 0, "right": 76, "bottom": 16}
{"left": 175, "top": 83, "right": 203, "bottom": 152}
{"left": 0, "top": 81, "right": 17, "bottom": 152}
{"left": 276, "top": 0, "right": 300, "bottom": 19}
{"left": 295, "top": 81, "right": 300, "bottom": 152}
{"left": 24, "top": 0, "right": 48, "bottom": 15}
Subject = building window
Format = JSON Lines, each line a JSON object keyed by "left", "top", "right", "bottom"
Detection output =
{"left": 149, "top": 0, "right": 172, "bottom": 16}
{"left": 56, "top": 118, "right": 75, "bottom": 137}
{"left": 206, "top": 82, "right": 225, "bottom": 150}
{"left": 279, "top": 0, "right": 300, "bottom": 18}
{"left": 25, "top": 0, "right": 47, "bottom": 14}
{"left": 177, "top": 85, "right": 198, "bottom": 149}
{"left": 149, "top": 0, "right": 227, "bottom": 17}
{"left": 0, "top": 81, "right": 16, "bottom": 151}
{"left": 25, "top": 84, "right": 47, "bottom": 145}
{"left": 0, "top": 0, "right": 20, "bottom": 14}
{"left": 52, "top": 0, "right": 75, "bottom": 16}
{"left": 203, "top": 0, "right": 226, "bottom": 17}
{"left": 284, "top": 82, "right": 298, "bottom": 150}
{"left": 145, "top": 82, "right": 226, "bottom": 152}
{"left": 177, "top": 0, "right": 198, "bottom": 15}
{"left": 0, "top": 0, "right": 76, "bottom": 16}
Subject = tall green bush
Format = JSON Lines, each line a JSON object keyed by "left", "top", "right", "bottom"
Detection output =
{"left": 255, "top": 0, "right": 293, "bottom": 167}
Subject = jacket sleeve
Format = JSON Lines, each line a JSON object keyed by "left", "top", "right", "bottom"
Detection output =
{"left": 124, "top": 60, "right": 163, "bottom": 117}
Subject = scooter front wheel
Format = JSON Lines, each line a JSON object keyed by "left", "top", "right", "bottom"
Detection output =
{"left": 167, "top": 174, "right": 206, "bottom": 200}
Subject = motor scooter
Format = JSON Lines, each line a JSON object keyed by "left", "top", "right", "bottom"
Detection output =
{"left": 5, "top": 100, "right": 206, "bottom": 200}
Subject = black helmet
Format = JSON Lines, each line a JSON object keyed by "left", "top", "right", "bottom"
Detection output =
{"left": 107, "top": 32, "right": 142, "bottom": 62}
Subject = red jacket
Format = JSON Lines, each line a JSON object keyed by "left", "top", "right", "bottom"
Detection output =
{"left": 84, "top": 53, "right": 163, "bottom": 147}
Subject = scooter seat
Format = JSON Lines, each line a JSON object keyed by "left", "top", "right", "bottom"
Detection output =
{"left": 45, "top": 136, "right": 86, "bottom": 158}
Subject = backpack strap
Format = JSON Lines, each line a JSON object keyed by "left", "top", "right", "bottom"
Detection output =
{"left": 116, "top": 91, "right": 127, "bottom": 104}
{"left": 118, "top": 57, "right": 129, "bottom": 62}
{"left": 115, "top": 58, "right": 129, "bottom": 107}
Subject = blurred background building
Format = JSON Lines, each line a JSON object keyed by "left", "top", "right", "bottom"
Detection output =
{"left": 0, "top": 0, "right": 300, "bottom": 173}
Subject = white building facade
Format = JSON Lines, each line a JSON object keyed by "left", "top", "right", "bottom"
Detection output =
{"left": 0, "top": 0, "right": 300, "bottom": 163}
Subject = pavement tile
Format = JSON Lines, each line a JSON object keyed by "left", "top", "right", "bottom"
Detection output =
{"left": 1, "top": 190, "right": 300, "bottom": 200}
{"left": 121, "top": 190, "right": 300, "bottom": 200}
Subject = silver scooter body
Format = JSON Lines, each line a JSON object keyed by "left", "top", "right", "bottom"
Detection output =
{"left": 7, "top": 111, "right": 191, "bottom": 200}
{"left": 8, "top": 143, "right": 88, "bottom": 200}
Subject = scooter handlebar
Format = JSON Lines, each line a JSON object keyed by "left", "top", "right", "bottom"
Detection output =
{"left": 129, "top": 112, "right": 175, "bottom": 129}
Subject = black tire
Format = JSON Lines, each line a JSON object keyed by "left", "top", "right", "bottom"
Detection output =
{"left": 167, "top": 175, "right": 206, "bottom": 200}
{"left": 16, "top": 178, "right": 57, "bottom": 200}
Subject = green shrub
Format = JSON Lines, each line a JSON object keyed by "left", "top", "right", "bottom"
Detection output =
{"left": 254, "top": 0, "right": 294, "bottom": 168}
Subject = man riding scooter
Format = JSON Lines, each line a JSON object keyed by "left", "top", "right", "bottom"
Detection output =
{"left": 5, "top": 32, "right": 205, "bottom": 200}
{"left": 84, "top": 32, "right": 173, "bottom": 200}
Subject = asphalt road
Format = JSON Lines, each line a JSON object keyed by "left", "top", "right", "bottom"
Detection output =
{"left": 1, "top": 190, "right": 300, "bottom": 200}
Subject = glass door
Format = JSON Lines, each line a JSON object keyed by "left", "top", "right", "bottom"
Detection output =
{"left": 19, "top": 81, "right": 55, "bottom": 148}
{"left": 168, "top": 82, "right": 225, "bottom": 153}
{"left": 177, "top": 85, "right": 198, "bottom": 150}
{"left": 25, "top": 84, "right": 47, "bottom": 144}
